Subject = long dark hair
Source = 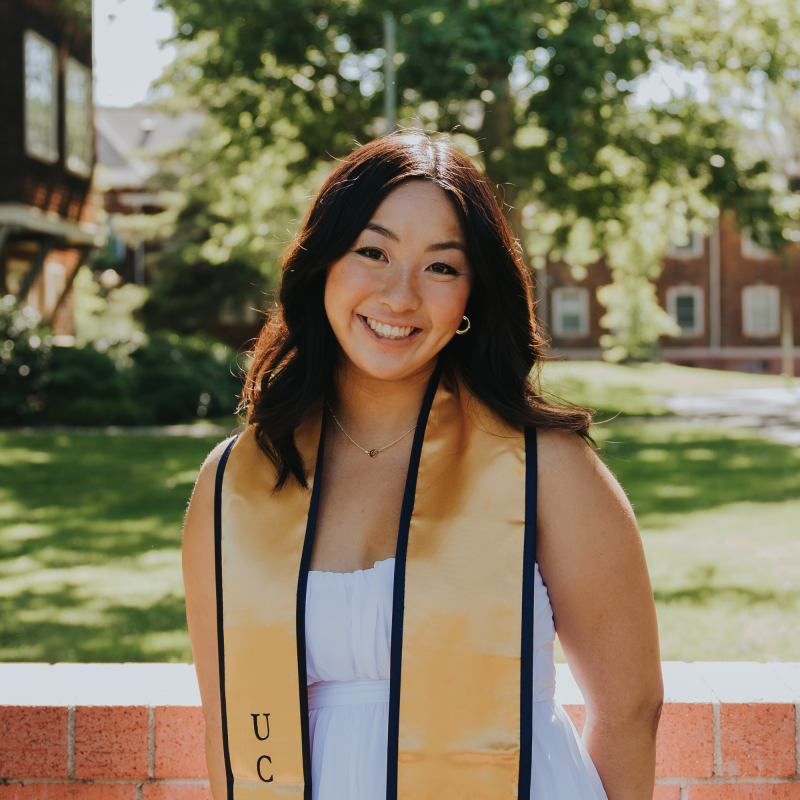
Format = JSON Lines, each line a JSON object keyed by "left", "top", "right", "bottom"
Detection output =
{"left": 242, "top": 132, "right": 592, "bottom": 488}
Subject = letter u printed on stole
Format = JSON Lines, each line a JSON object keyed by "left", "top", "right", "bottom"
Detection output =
{"left": 251, "top": 714, "right": 273, "bottom": 782}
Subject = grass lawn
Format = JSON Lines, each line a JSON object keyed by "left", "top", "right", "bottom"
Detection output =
{"left": 1, "top": 363, "right": 798, "bottom": 663}
{"left": 580, "top": 421, "right": 800, "bottom": 663}
{"left": 0, "top": 432, "right": 222, "bottom": 662}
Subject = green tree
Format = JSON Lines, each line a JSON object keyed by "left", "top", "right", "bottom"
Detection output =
{"left": 151, "top": 0, "right": 800, "bottom": 360}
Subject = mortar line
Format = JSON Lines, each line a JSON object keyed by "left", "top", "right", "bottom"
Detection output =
{"left": 713, "top": 700, "right": 722, "bottom": 776}
{"left": 795, "top": 701, "right": 800, "bottom": 777}
{"left": 67, "top": 706, "right": 75, "bottom": 779}
{"left": 148, "top": 706, "right": 156, "bottom": 779}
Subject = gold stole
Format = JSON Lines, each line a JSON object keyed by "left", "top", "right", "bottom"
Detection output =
{"left": 215, "top": 370, "right": 537, "bottom": 799}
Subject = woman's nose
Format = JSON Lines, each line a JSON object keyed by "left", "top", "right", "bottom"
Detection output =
{"left": 376, "top": 262, "right": 421, "bottom": 312}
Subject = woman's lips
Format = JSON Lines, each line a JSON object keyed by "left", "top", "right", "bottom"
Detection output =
{"left": 361, "top": 315, "right": 419, "bottom": 341}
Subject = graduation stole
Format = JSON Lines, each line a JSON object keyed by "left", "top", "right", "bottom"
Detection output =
{"left": 214, "top": 368, "right": 537, "bottom": 799}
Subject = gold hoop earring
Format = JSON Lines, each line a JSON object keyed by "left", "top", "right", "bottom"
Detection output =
{"left": 455, "top": 316, "right": 471, "bottom": 335}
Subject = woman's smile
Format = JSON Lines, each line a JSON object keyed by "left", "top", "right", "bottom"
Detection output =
{"left": 359, "top": 314, "right": 420, "bottom": 342}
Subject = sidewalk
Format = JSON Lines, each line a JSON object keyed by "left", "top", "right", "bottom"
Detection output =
{"left": 656, "top": 387, "right": 800, "bottom": 446}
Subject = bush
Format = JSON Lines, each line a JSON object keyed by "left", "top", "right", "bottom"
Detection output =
{"left": 127, "top": 333, "right": 242, "bottom": 425}
{"left": 0, "top": 296, "right": 243, "bottom": 427}
{"left": 0, "top": 297, "right": 54, "bottom": 425}
{"left": 43, "top": 346, "right": 140, "bottom": 426}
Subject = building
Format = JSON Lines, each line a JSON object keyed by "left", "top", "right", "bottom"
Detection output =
{"left": 0, "top": 0, "right": 96, "bottom": 341}
{"left": 93, "top": 105, "right": 204, "bottom": 285}
{"left": 545, "top": 214, "right": 800, "bottom": 375}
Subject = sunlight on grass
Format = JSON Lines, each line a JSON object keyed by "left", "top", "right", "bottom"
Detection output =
{"left": 2, "top": 417, "right": 798, "bottom": 664}
{"left": 643, "top": 500, "right": 800, "bottom": 661}
{"left": 0, "top": 432, "right": 217, "bottom": 662}
{"left": 553, "top": 421, "right": 800, "bottom": 663}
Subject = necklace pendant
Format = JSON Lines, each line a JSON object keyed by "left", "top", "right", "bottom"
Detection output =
{"left": 367, "top": 449, "right": 379, "bottom": 458}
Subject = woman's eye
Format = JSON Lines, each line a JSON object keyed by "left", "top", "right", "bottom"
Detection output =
{"left": 427, "top": 262, "right": 458, "bottom": 276}
{"left": 355, "top": 247, "right": 386, "bottom": 261}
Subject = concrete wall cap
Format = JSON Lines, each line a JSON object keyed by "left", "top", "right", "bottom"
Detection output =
{"left": 0, "top": 663, "right": 201, "bottom": 706}
{"left": 765, "top": 662, "right": 800, "bottom": 698}
{"left": 2, "top": 662, "right": 799, "bottom": 707}
{"left": 694, "top": 662, "right": 800, "bottom": 703}
{"left": 661, "top": 661, "right": 719, "bottom": 704}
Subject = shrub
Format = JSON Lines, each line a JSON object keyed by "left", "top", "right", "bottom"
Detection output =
{"left": 0, "top": 297, "right": 54, "bottom": 425}
{"left": 127, "top": 333, "right": 242, "bottom": 425}
{"left": 0, "top": 296, "right": 243, "bottom": 427}
{"left": 43, "top": 345, "right": 140, "bottom": 426}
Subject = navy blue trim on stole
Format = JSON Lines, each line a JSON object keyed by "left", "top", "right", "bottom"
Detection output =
{"left": 295, "top": 414, "right": 327, "bottom": 800}
{"left": 518, "top": 427, "right": 538, "bottom": 800}
{"left": 214, "top": 435, "right": 240, "bottom": 800}
{"left": 385, "top": 364, "right": 442, "bottom": 800}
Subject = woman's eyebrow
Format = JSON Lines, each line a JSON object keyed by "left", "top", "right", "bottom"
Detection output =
{"left": 426, "top": 240, "right": 466, "bottom": 254}
{"left": 364, "top": 222, "right": 399, "bottom": 240}
{"left": 364, "top": 223, "right": 466, "bottom": 254}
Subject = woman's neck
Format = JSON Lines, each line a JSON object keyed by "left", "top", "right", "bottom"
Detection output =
{"left": 330, "top": 359, "right": 437, "bottom": 441}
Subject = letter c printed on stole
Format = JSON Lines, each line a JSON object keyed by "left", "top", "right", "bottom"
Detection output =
{"left": 252, "top": 713, "right": 270, "bottom": 741}
{"left": 256, "top": 754, "right": 273, "bottom": 783}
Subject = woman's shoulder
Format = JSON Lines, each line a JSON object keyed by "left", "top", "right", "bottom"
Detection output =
{"left": 188, "top": 435, "right": 241, "bottom": 514}
{"left": 535, "top": 427, "right": 631, "bottom": 514}
{"left": 536, "top": 427, "right": 595, "bottom": 473}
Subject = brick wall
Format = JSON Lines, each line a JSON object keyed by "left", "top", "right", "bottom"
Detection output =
{"left": 546, "top": 215, "right": 800, "bottom": 373}
{"left": 1, "top": 663, "right": 799, "bottom": 799}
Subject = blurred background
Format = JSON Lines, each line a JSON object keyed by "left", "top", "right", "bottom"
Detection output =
{"left": 0, "top": 0, "right": 798, "bottom": 665}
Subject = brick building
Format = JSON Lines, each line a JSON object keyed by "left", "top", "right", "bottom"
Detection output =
{"left": 0, "top": 0, "right": 96, "bottom": 341}
{"left": 545, "top": 214, "right": 800, "bottom": 375}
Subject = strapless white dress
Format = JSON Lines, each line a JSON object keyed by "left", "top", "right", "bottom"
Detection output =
{"left": 305, "top": 558, "right": 607, "bottom": 799}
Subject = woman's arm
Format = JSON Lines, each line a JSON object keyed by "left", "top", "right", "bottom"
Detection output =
{"left": 182, "top": 439, "right": 235, "bottom": 800}
{"left": 537, "top": 430, "right": 663, "bottom": 800}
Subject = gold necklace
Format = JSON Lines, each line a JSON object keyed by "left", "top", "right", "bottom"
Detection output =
{"left": 326, "top": 401, "right": 417, "bottom": 458}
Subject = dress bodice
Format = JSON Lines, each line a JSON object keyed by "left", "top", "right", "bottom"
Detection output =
{"left": 304, "top": 558, "right": 607, "bottom": 800}
{"left": 305, "top": 557, "right": 558, "bottom": 702}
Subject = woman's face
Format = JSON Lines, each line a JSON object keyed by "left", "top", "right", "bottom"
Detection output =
{"left": 324, "top": 180, "right": 472, "bottom": 384}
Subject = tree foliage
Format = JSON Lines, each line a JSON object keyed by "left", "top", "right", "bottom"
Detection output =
{"left": 150, "top": 0, "right": 800, "bottom": 358}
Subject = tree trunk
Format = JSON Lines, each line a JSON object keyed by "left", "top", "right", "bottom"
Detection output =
{"left": 780, "top": 280, "right": 795, "bottom": 380}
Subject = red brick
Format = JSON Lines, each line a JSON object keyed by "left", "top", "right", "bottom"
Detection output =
{"left": 155, "top": 706, "right": 207, "bottom": 778}
{"left": 0, "top": 785, "right": 137, "bottom": 799}
{"left": 656, "top": 703, "right": 714, "bottom": 778}
{"left": 689, "top": 786, "right": 800, "bottom": 799}
{"left": 74, "top": 706, "right": 149, "bottom": 780}
{"left": 143, "top": 786, "right": 213, "bottom": 800}
{"left": 0, "top": 707, "right": 69, "bottom": 778}
{"left": 720, "top": 703, "right": 796, "bottom": 777}
{"left": 653, "top": 787, "right": 681, "bottom": 800}
{"left": 563, "top": 704, "right": 586, "bottom": 735}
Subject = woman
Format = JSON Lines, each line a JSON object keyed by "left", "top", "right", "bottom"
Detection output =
{"left": 183, "top": 133, "right": 662, "bottom": 800}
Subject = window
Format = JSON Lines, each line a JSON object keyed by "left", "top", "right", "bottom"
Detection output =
{"left": 741, "top": 228, "right": 772, "bottom": 260}
{"left": 552, "top": 287, "right": 589, "bottom": 337}
{"left": 742, "top": 285, "right": 780, "bottom": 338}
{"left": 666, "top": 232, "right": 704, "bottom": 259}
{"left": 666, "top": 286, "right": 704, "bottom": 336}
{"left": 65, "top": 57, "right": 93, "bottom": 176}
{"left": 25, "top": 31, "right": 59, "bottom": 163}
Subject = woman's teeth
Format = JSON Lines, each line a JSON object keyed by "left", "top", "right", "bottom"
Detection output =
{"left": 365, "top": 317, "right": 415, "bottom": 340}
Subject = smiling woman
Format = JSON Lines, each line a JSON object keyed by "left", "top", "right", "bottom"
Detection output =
{"left": 182, "top": 133, "right": 662, "bottom": 800}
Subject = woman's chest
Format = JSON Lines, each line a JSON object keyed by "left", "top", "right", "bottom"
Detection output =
{"left": 309, "top": 440, "right": 411, "bottom": 572}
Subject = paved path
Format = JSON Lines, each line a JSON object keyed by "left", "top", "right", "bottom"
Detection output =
{"left": 656, "top": 387, "right": 800, "bottom": 446}
{"left": 5, "top": 389, "right": 799, "bottom": 446}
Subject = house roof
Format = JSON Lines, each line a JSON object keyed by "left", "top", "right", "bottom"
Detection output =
{"left": 94, "top": 106, "right": 205, "bottom": 191}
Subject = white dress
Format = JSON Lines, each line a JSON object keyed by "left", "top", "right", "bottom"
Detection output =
{"left": 305, "top": 558, "right": 608, "bottom": 800}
